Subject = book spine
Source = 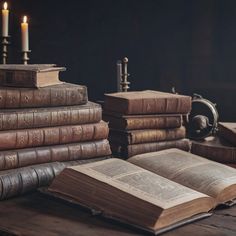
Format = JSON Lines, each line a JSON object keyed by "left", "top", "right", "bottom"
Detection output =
{"left": 111, "top": 139, "right": 190, "bottom": 158}
{"left": 0, "top": 122, "right": 109, "bottom": 151}
{"left": 0, "top": 85, "right": 88, "bottom": 108}
{"left": 0, "top": 157, "right": 110, "bottom": 200}
{"left": 109, "top": 127, "right": 186, "bottom": 145}
{"left": 191, "top": 143, "right": 236, "bottom": 163}
{"left": 0, "top": 106, "right": 102, "bottom": 131}
{"left": 0, "top": 139, "right": 111, "bottom": 170}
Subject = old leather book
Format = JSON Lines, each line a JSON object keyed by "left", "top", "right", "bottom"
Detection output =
{"left": 218, "top": 122, "right": 236, "bottom": 146}
{"left": 0, "top": 156, "right": 110, "bottom": 200}
{"left": 0, "top": 83, "right": 88, "bottom": 109}
{"left": 191, "top": 136, "right": 236, "bottom": 163}
{"left": 103, "top": 112, "right": 182, "bottom": 130}
{"left": 0, "top": 64, "right": 65, "bottom": 88}
{"left": 110, "top": 138, "right": 190, "bottom": 158}
{"left": 0, "top": 101, "right": 101, "bottom": 131}
{"left": 0, "top": 121, "right": 109, "bottom": 151}
{"left": 104, "top": 90, "right": 191, "bottom": 115}
{"left": 0, "top": 139, "right": 111, "bottom": 170}
{"left": 109, "top": 126, "right": 186, "bottom": 145}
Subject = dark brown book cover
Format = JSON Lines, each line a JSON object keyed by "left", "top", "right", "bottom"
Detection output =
{"left": 218, "top": 122, "right": 236, "bottom": 146}
{"left": 0, "top": 156, "right": 110, "bottom": 200}
{"left": 104, "top": 90, "right": 191, "bottom": 115}
{"left": 103, "top": 112, "right": 182, "bottom": 130}
{"left": 0, "top": 139, "right": 111, "bottom": 170}
{"left": 0, "top": 101, "right": 101, "bottom": 131}
{"left": 191, "top": 136, "right": 236, "bottom": 163}
{"left": 0, "top": 64, "right": 65, "bottom": 88}
{"left": 109, "top": 126, "right": 186, "bottom": 145}
{"left": 110, "top": 138, "right": 190, "bottom": 158}
{"left": 0, "top": 83, "right": 88, "bottom": 109}
{"left": 0, "top": 121, "right": 109, "bottom": 151}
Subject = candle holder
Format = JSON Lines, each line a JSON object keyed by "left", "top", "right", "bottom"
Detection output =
{"left": 1, "top": 36, "right": 10, "bottom": 64}
{"left": 120, "top": 57, "right": 130, "bottom": 92}
{"left": 22, "top": 50, "right": 30, "bottom": 65}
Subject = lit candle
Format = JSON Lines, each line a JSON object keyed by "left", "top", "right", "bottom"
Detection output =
{"left": 2, "top": 2, "right": 9, "bottom": 37}
{"left": 21, "top": 16, "right": 29, "bottom": 51}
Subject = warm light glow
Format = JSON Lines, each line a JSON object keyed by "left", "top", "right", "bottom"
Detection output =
{"left": 23, "top": 16, "right": 27, "bottom": 23}
{"left": 3, "top": 2, "right": 7, "bottom": 10}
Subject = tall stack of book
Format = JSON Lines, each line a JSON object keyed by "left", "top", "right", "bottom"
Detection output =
{"left": 0, "top": 64, "right": 111, "bottom": 200}
{"left": 103, "top": 90, "right": 191, "bottom": 158}
{"left": 191, "top": 122, "right": 236, "bottom": 168}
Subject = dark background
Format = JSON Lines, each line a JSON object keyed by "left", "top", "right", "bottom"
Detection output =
{"left": 4, "top": 0, "right": 236, "bottom": 121}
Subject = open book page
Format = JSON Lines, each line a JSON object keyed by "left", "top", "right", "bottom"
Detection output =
{"left": 69, "top": 158, "right": 210, "bottom": 209}
{"left": 128, "top": 149, "right": 236, "bottom": 200}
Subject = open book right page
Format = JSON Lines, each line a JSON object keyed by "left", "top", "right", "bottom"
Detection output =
{"left": 128, "top": 148, "right": 236, "bottom": 205}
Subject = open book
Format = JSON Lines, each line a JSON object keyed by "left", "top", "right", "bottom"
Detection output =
{"left": 48, "top": 149, "right": 236, "bottom": 234}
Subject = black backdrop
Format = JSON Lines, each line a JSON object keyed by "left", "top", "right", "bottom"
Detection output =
{"left": 4, "top": 0, "right": 236, "bottom": 120}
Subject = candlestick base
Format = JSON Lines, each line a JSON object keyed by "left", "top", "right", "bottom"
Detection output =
{"left": 2, "top": 36, "right": 10, "bottom": 64}
{"left": 22, "top": 50, "right": 31, "bottom": 65}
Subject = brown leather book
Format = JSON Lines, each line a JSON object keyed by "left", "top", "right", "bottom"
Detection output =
{"left": 110, "top": 138, "right": 190, "bottom": 158}
{"left": 191, "top": 136, "right": 236, "bottom": 163}
{"left": 218, "top": 122, "right": 236, "bottom": 146}
{"left": 0, "top": 121, "right": 109, "bottom": 151}
{"left": 103, "top": 112, "right": 182, "bottom": 130}
{"left": 109, "top": 126, "right": 186, "bottom": 145}
{"left": 0, "top": 156, "right": 110, "bottom": 200}
{"left": 0, "top": 139, "right": 111, "bottom": 170}
{"left": 0, "top": 101, "right": 101, "bottom": 131}
{"left": 0, "top": 64, "right": 65, "bottom": 88}
{"left": 104, "top": 90, "right": 191, "bottom": 115}
{"left": 0, "top": 83, "right": 88, "bottom": 109}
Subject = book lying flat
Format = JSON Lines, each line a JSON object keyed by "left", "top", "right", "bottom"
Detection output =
{"left": 218, "top": 122, "right": 236, "bottom": 146}
{"left": 48, "top": 148, "right": 236, "bottom": 234}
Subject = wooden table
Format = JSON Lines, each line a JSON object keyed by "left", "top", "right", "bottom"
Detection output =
{"left": 0, "top": 192, "right": 235, "bottom": 236}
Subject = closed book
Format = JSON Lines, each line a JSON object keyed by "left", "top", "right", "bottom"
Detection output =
{"left": 0, "top": 83, "right": 87, "bottom": 109}
{"left": 191, "top": 136, "right": 236, "bottom": 163}
{"left": 104, "top": 90, "right": 191, "bottom": 115}
{"left": 0, "top": 101, "right": 101, "bottom": 131}
{"left": 0, "top": 121, "right": 109, "bottom": 151}
{"left": 110, "top": 138, "right": 190, "bottom": 158}
{"left": 0, "top": 64, "right": 65, "bottom": 88}
{"left": 109, "top": 126, "right": 186, "bottom": 145}
{"left": 0, "top": 156, "right": 110, "bottom": 200}
{"left": 218, "top": 122, "right": 236, "bottom": 146}
{"left": 103, "top": 112, "right": 182, "bottom": 130}
{"left": 0, "top": 139, "right": 111, "bottom": 170}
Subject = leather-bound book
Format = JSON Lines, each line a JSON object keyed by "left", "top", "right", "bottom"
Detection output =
{"left": 0, "top": 83, "right": 87, "bottom": 109}
{"left": 103, "top": 112, "right": 182, "bottom": 130}
{"left": 218, "top": 122, "right": 236, "bottom": 146}
{"left": 0, "top": 156, "right": 110, "bottom": 200}
{"left": 0, "top": 121, "right": 109, "bottom": 151}
{"left": 104, "top": 90, "right": 191, "bottom": 115}
{"left": 110, "top": 139, "right": 190, "bottom": 158}
{"left": 109, "top": 126, "right": 186, "bottom": 145}
{"left": 0, "top": 139, "right": 111, "bottom": 170}
{"left": 0, "top": 101, "right": 101, "bottom": 131}
{"left": 191, "top": 136, "right": 236, "bottom": 163}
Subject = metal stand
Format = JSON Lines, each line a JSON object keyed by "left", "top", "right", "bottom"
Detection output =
{"left": 116, "top": 57, "right": 130, "bottom": 92}
{"left": 22, "top": 50, "right": 31, "bottom": 65}
{"left": 2, "top": 36, "right": 10, "bottom": 64}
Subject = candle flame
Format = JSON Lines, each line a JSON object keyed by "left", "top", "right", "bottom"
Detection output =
{"left": 3, "top": 2, "right": 7, "bottom": 10}
{"left": 23, "top": 16, "right": 27, "bottom": 23}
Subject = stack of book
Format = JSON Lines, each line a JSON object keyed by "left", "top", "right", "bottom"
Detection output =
{"left": 0, "top": 64, "right": 111, "bottom": 200}
{"left": 191, "top": 122, "right": 236, "bottom": 168}
{"left": 103, "top": 90, "right": 192, "bottom": 158}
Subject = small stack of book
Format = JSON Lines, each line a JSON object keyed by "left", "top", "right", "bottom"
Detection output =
{"left": 103, "top": 90, "right": 191, "bottom": 158}
{"left": 0, "top": 64, "right": 111, "bottom": 200}
{"left": 191, "top": 122, "right": 236, "bottom": 168}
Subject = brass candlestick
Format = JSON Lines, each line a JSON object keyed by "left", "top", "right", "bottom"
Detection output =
{"left": 22, "top": 50, "right": 30, "bottom": 65}
{"left": 2, "top": 36, "right": 10, "bottom": 64}
{"left": 120, "top": 57, "right": 130, "bottom": 92}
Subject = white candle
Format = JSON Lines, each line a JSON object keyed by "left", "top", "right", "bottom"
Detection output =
{"left": 2, "top": 2, "right": 9, "bottom": 37}
{"left": 21, "top": 16, "right": 29, "bottom": 51}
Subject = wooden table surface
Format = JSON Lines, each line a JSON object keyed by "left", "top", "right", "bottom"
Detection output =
{"left": 0, "top": 192, "right": 235, "bottom": 236}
